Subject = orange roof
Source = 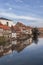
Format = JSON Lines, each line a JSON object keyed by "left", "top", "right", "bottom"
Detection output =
{"left": 38, "top": 28, "right": 43, "bottom": 30}
{"left": 0, "top": 23, "right": 10, "bottom": 30}
{"left": 16, "top": 22, "right": 26, "bottom": 27}
{"left": 0, "top": 23, "right": 3, "bottom": 29}
{"left": 3, "top": 25, "right": 10, "bottom": 30}
{"left": 13, "top": 25, "right": 21, "bottom": 31}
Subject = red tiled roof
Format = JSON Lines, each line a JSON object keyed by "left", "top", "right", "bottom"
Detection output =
{"left": 0, "top": 23, "right": 3, "bottom": 29}
{"left": 16, "top": 22, "right": 32, "bottom": 30}
{"left": 3, "top": 25, "right": 10, "bottom": 30}
{"left": 38, "top": 28, "right": 43, "bottom": 30}
{"left": 13, "top": 25, "right": 21, "bottom": 31}
{"left": 0, "top": 23, "right": 10, "bottom": 30}
{"left": 16, "top": 22, "right": 26, "bottom": 27}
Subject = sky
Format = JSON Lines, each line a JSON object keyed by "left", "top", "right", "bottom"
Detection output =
{"left": 0, "top": 0, "right": 43, "bottom": 27}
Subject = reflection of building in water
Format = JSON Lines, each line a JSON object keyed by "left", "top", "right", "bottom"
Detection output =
{"left": 0, "top": 36, "right": 40, "bottom": 57}
{"left": 0, "top": 38, "right": 33, "bottom": 57}
{"left": 32, "top": 36, "right": 38, "bottom": 44}
{"left": 11, "top": 38, "right": 33, "bottom": 52}
{"left": 12, "top": 40, "right": 17, "bottom": 45}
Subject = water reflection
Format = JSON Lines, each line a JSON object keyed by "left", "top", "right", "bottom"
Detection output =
{"left": 32, "top": 36, "right": 38, "bottom": 44}
{"left": 0, "top": 36, "right": 39, "bottom": 57}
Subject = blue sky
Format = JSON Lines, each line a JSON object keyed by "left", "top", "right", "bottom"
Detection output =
{"left": 0, "top": 0, "right": 43, "bottom": 27}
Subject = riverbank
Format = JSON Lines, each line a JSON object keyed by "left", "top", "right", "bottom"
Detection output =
{"left": 0, "top": 34, "right": 31, "bottom": 46}
{"left": 0, "top": 36, "right": 10, "bottom": 46}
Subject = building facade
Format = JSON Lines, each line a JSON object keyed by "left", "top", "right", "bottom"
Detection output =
{"left": 0, "top": 17, "right": 14, "bottom": 27}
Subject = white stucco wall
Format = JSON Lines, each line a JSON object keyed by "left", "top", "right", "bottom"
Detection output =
{"left": 12, "top": 33, "right": 16, "bottom": 38}
{"left": 0, "top": 19, "right": 15, "bottom": 26}
{"left": 0, "top": 28, "right": 3, "bottom": 32}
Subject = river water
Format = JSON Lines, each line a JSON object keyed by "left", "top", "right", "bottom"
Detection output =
{"left": 0, "top": 37, "right": 43, "bottom": 65}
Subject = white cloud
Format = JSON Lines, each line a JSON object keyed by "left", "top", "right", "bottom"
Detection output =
{"left": 0, "top": 12, "right": 43, "bottom": 22}
{"left": 0, "top": 12, "right": 43, "bottom": 27}
{"left": 40, "top": 5, "right": 43, "bottom": 8}
{"left": 9, "top": 7, "right": 12, "bottom": 10}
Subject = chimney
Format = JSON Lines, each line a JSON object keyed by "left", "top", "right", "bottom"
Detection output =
{"left": 6, "top": 22, "right": 9, "bottom": 26}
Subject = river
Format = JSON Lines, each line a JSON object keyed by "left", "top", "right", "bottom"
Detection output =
{"left": 0, "top": 36, "right": 43, "bottom": 65}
